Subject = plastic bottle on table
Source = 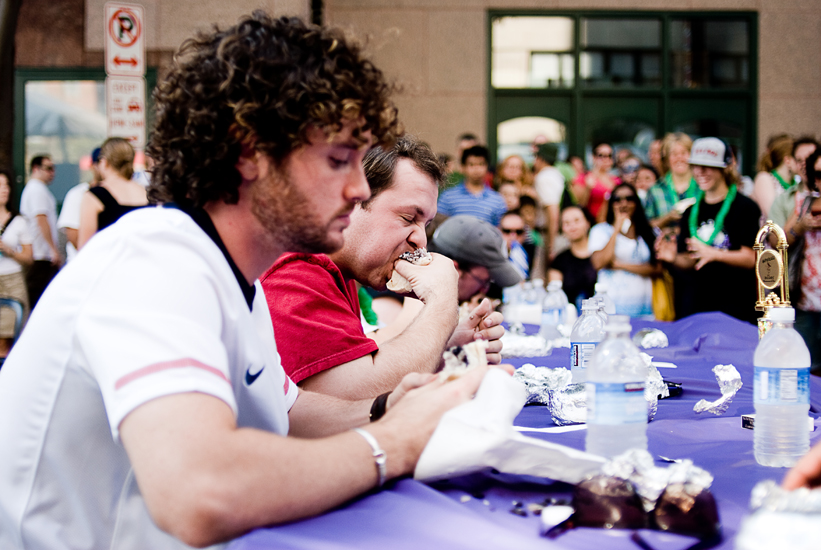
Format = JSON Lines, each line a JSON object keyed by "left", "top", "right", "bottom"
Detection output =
{"left": 585, "top": 315, "right": 648, "bottom": 458}
{"left": 570, "top": 299, "right": 606, "bottom": 384}
{"left": 539, "top": 280, "right": 568, "bottom": 340}
{"left": 753, "top": 307, "right": 811, "bottom": 467}
{"left": 593, "top": 282, "right": 616, "bottom": 315}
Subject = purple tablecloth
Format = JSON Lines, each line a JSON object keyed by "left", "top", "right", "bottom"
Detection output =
{"left": 229, "top": 312, "right": 821, "bottom": 550}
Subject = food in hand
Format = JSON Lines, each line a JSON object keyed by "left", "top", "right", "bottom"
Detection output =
{"left": 439, "top": 340, "right": 489, "bottom": 381}
{"left": 386, "top": 248, "right": 432, "bottom": 293}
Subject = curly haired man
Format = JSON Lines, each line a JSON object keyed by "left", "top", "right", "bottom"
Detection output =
{"left": 0, "top": 13, "right": 498, "bottom": 549}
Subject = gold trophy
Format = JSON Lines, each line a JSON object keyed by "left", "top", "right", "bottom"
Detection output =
{"left": 753, "top": 220, "right": 790, "bottom": 339}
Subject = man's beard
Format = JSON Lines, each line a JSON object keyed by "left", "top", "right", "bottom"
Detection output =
{"left": 250, "top": 165, "right": 352, "bottom": 255}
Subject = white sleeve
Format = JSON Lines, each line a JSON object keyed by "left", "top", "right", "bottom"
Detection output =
{"left": 75, "top": 235, "right": 238, "bottom": 441}
{"left": 20, "top": 184, "right": 52, "bottom": 217}
{"left": 587, "top": 223, "right": 613, "bottom": 253}
{"left": 57, "top": 185, "right": 87, "bottom": 230}
{"left": 6, "top": 216, "right": 32, "bottom": 246}
{"left": 534, "top": 169, "right": 565, "bottom": 206}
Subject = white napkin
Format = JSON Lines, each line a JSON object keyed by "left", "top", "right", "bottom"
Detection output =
{"left": 414, "top": 368, "right": 606, "bottom": 484}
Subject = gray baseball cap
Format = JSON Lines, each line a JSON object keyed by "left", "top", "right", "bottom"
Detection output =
{"left": 431, "top": 215, "right": 523, "bottom": 288}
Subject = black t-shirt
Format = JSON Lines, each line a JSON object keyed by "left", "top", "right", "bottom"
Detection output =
{"left": 551, "top": 249, "right": 598, "bottom": 309}
{"left": 677, "top": 191, "right": 761, "bottom": 324}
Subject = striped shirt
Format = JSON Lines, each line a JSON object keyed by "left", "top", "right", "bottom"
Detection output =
{"left": 437, "top": 182, "right": 508, "bottom": 227}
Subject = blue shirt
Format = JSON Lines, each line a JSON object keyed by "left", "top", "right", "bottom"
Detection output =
{"left": 437, "top": 182, "right": 508, "bottom": 227}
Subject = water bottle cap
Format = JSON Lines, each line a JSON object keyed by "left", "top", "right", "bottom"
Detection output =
{"left": 768, "top": 306, "right": 795, "bottom": 323}
{"left": 547, "top": 280, "right": 562, "bottom": 291}
{"left": 595, "top": 282, "right": 608, "bottom": 293}
{"left": 581, "top": 299, "right": 598, "bottom": 310}
{"left": 604, "top": 314, "right": 631, "bottom": 332}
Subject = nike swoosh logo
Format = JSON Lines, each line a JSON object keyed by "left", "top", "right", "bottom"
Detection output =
{"left": 245, "top": 366, "right": 264, "bottom": 385}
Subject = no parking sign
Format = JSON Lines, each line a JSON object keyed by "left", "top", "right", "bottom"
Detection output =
{"left": 105, "top": 3, "right": 145, "bottom": 77}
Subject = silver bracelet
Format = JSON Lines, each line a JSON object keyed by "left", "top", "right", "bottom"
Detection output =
{"left": 352, "top": 428, "right": 387, "bottom": 487}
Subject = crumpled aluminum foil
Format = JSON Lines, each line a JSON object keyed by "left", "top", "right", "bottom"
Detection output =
{"left": 632, "top": 328, "right": 669, "bottom": 349}
{"left": 736, "top": 481, "right": 821, "bottom": 550}
{"left": 513, "top": 362, "right": 667, "bottom": 425}
{"left": 602, "top": 449, "right": 713, "bottom": 512}
{"left": 693, "top": 364, "right": 742, "bottom": 415}
{"left": 501, "top": 324, "right": 570, "bottom": 358}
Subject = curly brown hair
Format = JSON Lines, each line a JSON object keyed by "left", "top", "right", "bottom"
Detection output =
{"left": 147, "top": 12, "right": 401, "bottom": 208}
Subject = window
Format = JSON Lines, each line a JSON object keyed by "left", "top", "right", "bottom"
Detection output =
{"left": 488, "top": 11, "right": 757, "bottom": 174}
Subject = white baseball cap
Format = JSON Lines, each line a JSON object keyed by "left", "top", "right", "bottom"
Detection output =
{"left": 689, "top": 137, "right": 731, "bottom": 168}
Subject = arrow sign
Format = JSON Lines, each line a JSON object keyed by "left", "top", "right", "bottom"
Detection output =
{"left": 113, "top": 56, "right": 138, "bottom": 67}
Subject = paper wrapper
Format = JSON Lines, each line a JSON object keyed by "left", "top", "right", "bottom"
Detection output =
{"left": 414, "top": 368, "right": 606, "bottom": 484}
{"left": 693, "top": 364, "right": 742, "bottom": 415}
{"left": 737, "top": 481, "right": 821, "bottom": 550}
{"left": 602, "top": 449, "right": 713, "bottom": 512}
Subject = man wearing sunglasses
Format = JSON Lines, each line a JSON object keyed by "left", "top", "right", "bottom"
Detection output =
{"left": 499, "top": 210, "right": 530, "bottom": 280}
{"left": 20, "top": 155, "right": 62, "bottom": 308}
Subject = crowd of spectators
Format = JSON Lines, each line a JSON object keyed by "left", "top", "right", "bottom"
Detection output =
{"left": 434, "top": 129, "right": 820, "bottom": 366}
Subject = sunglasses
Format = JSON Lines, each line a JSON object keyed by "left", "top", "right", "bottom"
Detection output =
{"left": 595, "top": 153, "right": 613, "bottom": 159}
{"left": 501, "top": 228, "right": 525, "bottom": 235}
{"left": 613, "top": 195, "right": 637, "bottom": 203}
{"left": 42, "top": 165, "right": 55, "bottom": 171}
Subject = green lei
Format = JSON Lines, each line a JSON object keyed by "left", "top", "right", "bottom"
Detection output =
{"left": 358, "top": 286, "right": 379, "bottom": 326}
{"left": 663, "top": 172, "right": 698, "bottom": 206}
{"left": 770, "top": 170, "right": 793, "bottom": 190}
{"left": 689, "top": 184, "right": 738, "bottom": 246}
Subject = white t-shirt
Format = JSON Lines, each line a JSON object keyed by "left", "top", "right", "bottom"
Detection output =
{"left": 588, "top": 222, "right": 654, "bottom": 318}
{"left": 0, "top": 207, "right": 298, "bottom": 550}
{"left": 0, "top": 216, "right": 32, "bottom": 276}
{"left": 534, "top": 166, "right": 565, "bottom": 206}
{"left": 19, "top": 178, "right": 58, "bottom": 261}
{"left": 56, "top": 182, "right": 89, "bottom": 263}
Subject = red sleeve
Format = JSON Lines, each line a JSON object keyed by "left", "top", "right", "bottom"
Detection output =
{"left": 260, "top": 253, "right": 379, "bottom": 384}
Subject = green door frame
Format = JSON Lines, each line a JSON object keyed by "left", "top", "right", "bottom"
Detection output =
{"left": 13, "top": 67, "right": 157, "bottom": 205}
{"left": 487, "top": 10, "right": 758, "bottom": 174}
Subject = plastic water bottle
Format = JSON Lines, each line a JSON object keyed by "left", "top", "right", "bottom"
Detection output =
{"left": 753, "top": 307, "right": 811, "bottom": 467}
{"left": 570, "top": 299, "right": 606, "bottom": 384}
{"left": 539, "top": 280, "right": 568, "bottom": 340}
{"left": 585, "top": 315, "right": 648, "bottom": 458}
{"left": 502, "top": 284, "right": 522, "bottom": 325}
{"left": 593, "top": 282, "right": 616, "bottom": 315}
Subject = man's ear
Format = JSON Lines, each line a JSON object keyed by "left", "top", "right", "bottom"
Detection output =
{"left": 235, "top": 144, "right": 260, "bottom": 183}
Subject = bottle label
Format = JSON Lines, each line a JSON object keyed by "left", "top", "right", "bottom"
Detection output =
{"left": 570, "top": 342, "right": 597, "bottom": 369}
{"left": 586, "top": 381, "right": 646, "bottom": 425}
{"left": 754, "top": 366, "right": 810, "bottom": 405}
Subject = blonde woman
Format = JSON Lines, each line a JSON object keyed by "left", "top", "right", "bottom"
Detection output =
{"left": 495, "top": 154, "right": 536, "bottom": 199}
{"left": 78, "top": 138, "right": 148, "bottom": 249}
{"left": 644, "top": 132, "right": 699, "bottom": 229}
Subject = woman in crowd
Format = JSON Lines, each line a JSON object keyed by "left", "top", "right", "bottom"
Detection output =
{"left": 589, "top": 183, "right": 659, "bottom": 317}
{"left": 498, "top": 181, "right": 521, "bottom": 211}
{"left": 780, "top": 150, "right": 821, "bottom": 373}
{"left": 635, "top": 163, "right": 659, "bottom": 206}
{"left": 0, "top": 170, "right": 32, "bottom": 357}
{"left": 645, "top": 132, "right": 699, "bottom": 229}
{"left": 655, "top": 137, "right": 760, "bottom": 324}
{"left": 572, "top": 142, "right": 620, "bottom": 221}
{"left": 549, "top": 205, "right": 597, "bottom": 310}
{"left": 78, "top": 137, "right": 148, "bottom": 249}
{"left": 752, "top": 133, "right": 796, "bottom": 219}
{"left": 494, "top": 154, "right": 536, "bottom": 200}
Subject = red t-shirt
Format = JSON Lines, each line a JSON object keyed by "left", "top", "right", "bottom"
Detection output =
{"left": 260, "top": 253, "right": 379, "bottom": 383}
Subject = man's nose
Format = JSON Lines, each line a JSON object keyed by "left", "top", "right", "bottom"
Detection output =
{"left": 345, "top": 164, "right": 370, "bottom": 204}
